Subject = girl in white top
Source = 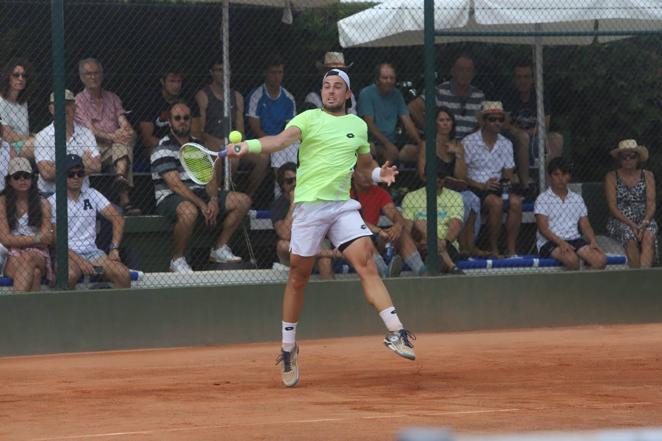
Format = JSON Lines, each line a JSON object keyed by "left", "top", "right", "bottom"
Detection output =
{"left": 0, "top": 158, "right": 53, "bottom": 291}
{"left": 0, "top": 58, "right": 35, "bottom": 160}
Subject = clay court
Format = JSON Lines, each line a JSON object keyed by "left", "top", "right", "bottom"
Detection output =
{"left": 2, "top": 323, "right": 661, "bottom": 441}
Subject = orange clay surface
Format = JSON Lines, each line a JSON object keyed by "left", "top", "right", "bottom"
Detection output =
{"left": 1, "top": 324, "right": 662, "bottom": 441}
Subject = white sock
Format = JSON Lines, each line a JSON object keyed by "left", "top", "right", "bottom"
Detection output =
{"left": 282, "top": 321, "right": 297, "bottom": 352}
{"left": 379, "top": 306, "right": 403, "bottom": 332}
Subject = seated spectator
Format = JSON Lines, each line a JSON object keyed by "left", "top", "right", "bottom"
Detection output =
{"left": 401, "top": 168, "right": 465, "bottom": 274}
{"left": 0, "top": 58, "right": 35, "bottom": 160}
{"left": 535, "top": 157, "right": 606, "bottom": 270}
{"left": 358, "top": 62, "right": 422, "bottom": 164}
{"left": 49, "top": 154, "right": 131, "bottom": 288}
{"left": 351, "top": 166, "right": 427, "bottom": 277}
{"left": 75, "top": 58, "right": 140, "bottom": 215}
{"left": 0, "top": 158, "right": 54, "bottom": 291}
{"left": 245, "top": 55, "right": 297, "bottom": 183}
{"left": 151, "top": 101, "right": 251, "bottom": 273}
{"left": 0, "top": 117, "right": 10, "bottom": 189}
{"left": 408, "top": 53, "right": 485, "bottom": 140}
{"left": 463, "top": 101, "right": 522, "bottom": 257}
{"left": 196, "top": 61, "right": 267, "bottom": 198}
{"left": 502, "top": 60, "right": 564, "bottom": 191}
{"left": 605, "top": 139, "right": 657, "bottom": 268}
{"left": 34, "top": 89, "right": 101, "bottom": 197}
{"left": 270, "top": 162, "right": 338, "bottom": 279}
{"left": 417, "top": 106, "right": 482, "bottom": 256}
{"left": 138, "top": 67, "right": 201, "bottom": 155}
{"left": 304, "top": 51, "right": 357, "bottom": 114}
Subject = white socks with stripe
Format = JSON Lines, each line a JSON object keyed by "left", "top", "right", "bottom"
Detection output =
{"left": 281, "top": 321, "right": 298, "bottom": 352}
{"left": 379, "top": 306, "right": 404, "bottom": 332}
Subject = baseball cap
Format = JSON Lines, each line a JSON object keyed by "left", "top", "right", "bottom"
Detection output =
{"left": 7, "top": 157, "right": 32, "bottom": 176}
{"left": 49, "top": 89, "right": 75, "bottom": 102}
{"left": 323, "top": 69, "right": 351, "bottom": 91}
{"left": 64, "top": 154, "right": 84, "bottom": 171}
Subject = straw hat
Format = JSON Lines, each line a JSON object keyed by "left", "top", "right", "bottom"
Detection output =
{"left": 610, "top": 139, "right": 649, "bottom": 162}
{"left": 316, "top": 52, "right": 352, "bottom": 71}
{"left": 476, "top": 101, "right": 505, "bottom": 119}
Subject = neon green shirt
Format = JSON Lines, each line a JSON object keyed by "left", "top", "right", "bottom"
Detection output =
{"left": 401, "top": 187, "right": 464, "bottom": 248}
{"left": 285, "top": 109, "right": 370, "bottom": 203}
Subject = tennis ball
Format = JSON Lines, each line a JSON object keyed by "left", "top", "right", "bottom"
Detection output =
{"left": 229, "top": 131, "right": 242, "bottom": 144}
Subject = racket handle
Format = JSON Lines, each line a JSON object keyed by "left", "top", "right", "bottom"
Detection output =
{"left": 221, "top": 145, "right": 242, "bottom": 158}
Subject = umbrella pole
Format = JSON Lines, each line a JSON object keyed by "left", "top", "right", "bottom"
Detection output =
{"left": 535, "top": 29, "right": 546, "bottom": 190}
{"left": 223, "top": 0, "right": 231, "bottom": 190}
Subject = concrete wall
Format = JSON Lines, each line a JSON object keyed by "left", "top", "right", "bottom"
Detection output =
{"left": 1, "top": 269, "right": 661, "bottom": 357}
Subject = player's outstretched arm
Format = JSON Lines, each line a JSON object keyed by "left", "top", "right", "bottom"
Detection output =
{"left": 228, "top": 126, "right": 301, "bottom": 158}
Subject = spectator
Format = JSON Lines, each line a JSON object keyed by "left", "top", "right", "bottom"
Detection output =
{"left": 502, "top": 60, "right": 564, "bottom": 190}
{"left": 196, "top": 61, "right": 267, "bottom": 198}
{"left": 358, "top": 62, "right": 422, "bottom": 164}
{"left": 408, "top": 53, "right": 485, "bottom": 139}
{"left": 417, "top": 107, "right": 483, "bottom": 256}
{"left": 401, "top": 167, "right": 465, "bottom": 274}
{"left": 304, "top": 51, "right": 357, "bottom": 114}
{"left": 535, "top": 157, "right": 606, "bottom": 270}
{"left": 0, "top": 117, "right": 9, "bottom": 189}
{"left": 351, "top": 166, "right": 427, "bottom": 277}
{"left": 605, "top": 139, "right": 657, "bottom": 268}
{"left": 463, "top": 101, "right": 523, "bottom": 257}
{"left": 151, "top": 101, "right": 250, "bottom": 273}
{"left": 49, "top": 154, "right": 131, "bottom": 288}
{"left": 0, "top": 158, "right": 53, "bottom": 291}
{"left": 245, "top": 55, "right": 297, "bottom": 176}
{"left": 34, "top": 89, "right": 101, "bottom": 197}
{"left": 75, "top": 58, "right": 140, "bottom": 215}
{"left": 0, "top": 58, "right": 35, "bottom": 160}
{"left": 270, "top": 162, "right": 338, "bottom": 279}
{"left": 138, "top": 67, "right": 201, "bottom": 155}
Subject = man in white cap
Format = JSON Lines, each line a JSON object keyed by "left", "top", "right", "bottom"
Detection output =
{"left": 303, "top": 52, "right": 357, "bottom": 115}
{"left": 462, "top": 101, "right": 523, "bottom": 257}
{"left": 229, "top": 68, "right": 416, "bottom": 388}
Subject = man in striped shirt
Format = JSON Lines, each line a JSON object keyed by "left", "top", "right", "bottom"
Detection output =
{"left": 409, "top": 53, "right": 485, "bottom": 140}
{"left": 150, "top": 101, "right": 251, "bottom": 273}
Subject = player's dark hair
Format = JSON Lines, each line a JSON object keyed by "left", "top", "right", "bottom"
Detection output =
{"left": 436, "top": 106, "right": 457, "bottom": 140}
{"left": 276, "top": 162, "right": 297, "bottom": 190}
{"left": 547, "top": 157, "right": 572, "bottom": 175}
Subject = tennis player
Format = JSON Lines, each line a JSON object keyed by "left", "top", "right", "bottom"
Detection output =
{"left": 228, "top": 69, "right": 415, "bottom": 387}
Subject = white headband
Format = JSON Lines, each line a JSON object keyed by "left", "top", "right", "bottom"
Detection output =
{"left": 323, "top": 69, "right": 351, "bottom": 90}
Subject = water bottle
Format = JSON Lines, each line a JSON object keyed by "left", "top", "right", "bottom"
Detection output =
{"left": 385, "top": 242, "right": 395, "bottom": 264}
{"left": 500, "top": 178, "right": 510, "bottom": 201}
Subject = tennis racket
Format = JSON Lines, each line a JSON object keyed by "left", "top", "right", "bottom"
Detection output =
{"left": 179, "top": 142, "right": 241, "bottom": 185}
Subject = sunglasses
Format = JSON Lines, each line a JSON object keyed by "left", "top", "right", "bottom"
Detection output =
{"left": 620, "top": 153, "right": 638, "bottom": 160}
{"left": 67, "top": 170, "right": 85, "bottom": 178}
{"left": 486, "top": 116, "right": 505, "bottom": 123}
{"left": 172, "top": 114, "right": 191, "bottom": 122}
{"left": 11, "top": 171, "right": 32, "bottom": 181}
{"left": 284, "top": 177, "right": 296, "bottom": 185}
{"left": 11, "top": 72, "right": 28, "bottom": 79}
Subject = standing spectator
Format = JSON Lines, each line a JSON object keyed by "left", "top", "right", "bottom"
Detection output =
{"left": 502, "top": 60, "right": 564, "bottom": 190}
{"left": 401, "top": 167, "right": 465, "bottom": 274}
{"left": 463, "top": 101, "right": 522, "bottom": 257}
{"left": 75, "top": 58, "right": 139, "bottom": 215}
{"left": 34, "top": 89, "right": 101, "bottom": 197}
{"left": 605, "top": 139, "right": 657, "bottom": 268}
{"left": 49, "top": 154, "right": 131, "bottom": 289}
{"left": 0, "top": 58, "right": 35, "bottom": 160}
{"left": 417, "top": 107, "right": 483, "bottom": 256}
{"left": 151, "top": 101, "right": 250, "bottom": 273}
{"left": 351, "top": 166, "right": 427, "bottom": 277}
{"left": 0, "top": 158, "right": 53, "bottom": 291}
{"left": 271, "top": 162, "right": 338, "bottom": 278}
{"left": 408, "top": 53, "right": 485, "bottom": 139}
{"left": 196, "top": 61, "right": 268, "bottom": 198}
{"left": 245, "top": 55, "right": 297, "bottom": 175}
{"left": 535, "top": 157, "right": 606, "bottom": 270}
{"left": 138, "top": 67, "right": 201, "bottom": 155}
{"left": 304, "top": 51, "right": 357, "bottom": 114}
{"left": 358, "top": 62, "right": 422, "bottom": 164}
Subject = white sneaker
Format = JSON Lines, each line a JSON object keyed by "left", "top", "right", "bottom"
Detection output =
{"left": 210, "top": 245, "right": 242, "bottom": 263}
{"left": 169, "top": 257, "right": 193, "bottom": 273}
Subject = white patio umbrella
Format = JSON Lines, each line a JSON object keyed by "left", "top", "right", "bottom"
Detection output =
{"left": 338, "top": 0, "right": 662, "bottom": 186}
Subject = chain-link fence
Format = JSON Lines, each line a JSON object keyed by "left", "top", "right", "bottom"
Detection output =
{"left": 0, "top": 0, "right": 660, "bottom": 291}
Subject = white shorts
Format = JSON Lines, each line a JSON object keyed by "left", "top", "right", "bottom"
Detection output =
{"left": 271, "top": 141, "right": 299, "bottom": 168}
{"left": 290, "top": 199, "right": 371, "bottom": 257}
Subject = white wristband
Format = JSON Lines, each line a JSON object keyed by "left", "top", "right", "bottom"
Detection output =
{"left": 371, "top": 167, "right": 381, "bottom": 184}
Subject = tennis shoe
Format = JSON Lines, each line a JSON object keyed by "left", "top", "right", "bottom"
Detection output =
{"left": 276, "top": 345, "right": 299, "bottom": 387}
{"left": 209, "top": 245, "right": 242, "bottom": 263}
{"left": 169, "top": 257, "right": 193, "bottom": 273}
{"left": 384, "top": 329, "right": 416, "bottom": 360}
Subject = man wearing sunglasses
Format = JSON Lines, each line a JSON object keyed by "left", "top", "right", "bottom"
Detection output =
{"left": 462, "top": 101, "right": 523, "bottom": 257}
{"left": 48, "top": 154, "right": 131, "bottom": 289}
{"left": 150, "top": 101, "right": 250, "bottom": 273}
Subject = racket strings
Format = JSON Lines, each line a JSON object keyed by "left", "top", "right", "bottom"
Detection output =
{"left": 181, "top": 145, "right": 215, "bottom": 184}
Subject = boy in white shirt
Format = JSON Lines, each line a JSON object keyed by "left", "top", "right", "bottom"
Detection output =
{"left": 534, "top": 157, "right": 607, "bottom": 270}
